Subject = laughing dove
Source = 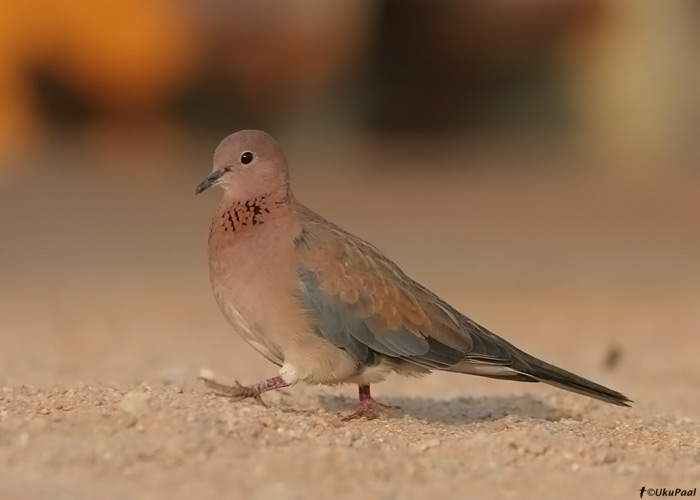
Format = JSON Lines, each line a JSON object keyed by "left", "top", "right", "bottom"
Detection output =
{"left": 196, "top": 130, "right": 631, "bottom": 419}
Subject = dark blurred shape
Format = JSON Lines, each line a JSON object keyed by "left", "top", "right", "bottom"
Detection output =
{"left": 32, "top": 68, "right": 95, "bottom": 125}
{"left": 602, "top": 345, "right": 623, "bottom": 372}
{"left": 366, "top": 0, "right": 602, "bottom": 134}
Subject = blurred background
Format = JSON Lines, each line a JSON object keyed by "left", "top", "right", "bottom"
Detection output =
{"left": 0, "top": 0, "right": 698, "bottom": 167}
{"left": 0, "top": 0, "right": 699, "bottom": 406}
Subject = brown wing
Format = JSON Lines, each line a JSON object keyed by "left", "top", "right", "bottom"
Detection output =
{"left": 295, "top": 209, "right": 518, "bottom": 370}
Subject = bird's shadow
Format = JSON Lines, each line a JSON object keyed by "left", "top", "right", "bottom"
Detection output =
{"left": 316, "top": 393, "right": 573, "bottom": 425}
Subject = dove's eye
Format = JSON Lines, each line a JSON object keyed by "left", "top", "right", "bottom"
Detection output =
{"left": 240, "top": 151, "right": 254, "bottom": 165}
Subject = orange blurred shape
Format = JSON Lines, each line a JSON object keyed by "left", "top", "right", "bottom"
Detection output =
{"left": 47, "top": 0, "right": 200, "bottom": 114}
{"left": 0, "top": 0, "right": 201, "bottom": 164}
{"left": 0, "top": 3, "right": 44, "bottom": 166}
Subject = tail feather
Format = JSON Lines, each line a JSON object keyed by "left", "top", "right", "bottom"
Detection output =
{"left": 516, "top": 355, "right": 632, "bottom": 406}
{"left": 450, "top": 352, "right": 632, "bottom": 406}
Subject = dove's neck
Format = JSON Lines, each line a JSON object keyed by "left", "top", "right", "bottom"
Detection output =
{"left": 212, "top": 188, "right": 291, "bottom": 238}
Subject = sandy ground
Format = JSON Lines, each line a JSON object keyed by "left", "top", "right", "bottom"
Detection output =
{"left": 1, "top": 135, "right": 699, "bottom": 499}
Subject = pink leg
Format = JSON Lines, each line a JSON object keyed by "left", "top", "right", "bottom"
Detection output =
{"left": 252, "top": 376, "right": 289, "bottom": 394}
{"left": 200, "top": 375, "right": 289, "bottom": 405}
{"left": 342, "top": 384, "right": 398, "bottom": 420}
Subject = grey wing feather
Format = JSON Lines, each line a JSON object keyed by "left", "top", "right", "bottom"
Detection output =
{"left": 297, "top": 264, "right": 511, "bottom": 371}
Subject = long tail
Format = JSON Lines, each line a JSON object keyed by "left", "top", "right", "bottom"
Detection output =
{"left": 452, "top": 351, "right": 632, "bottom": 406}
{"left": 516, "top": 353, "right": 632, "bottom": 406}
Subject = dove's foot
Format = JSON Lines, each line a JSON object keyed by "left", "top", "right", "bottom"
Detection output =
{"left": 342, "top": 384, "right": 400, "bottom": 421}
{"left": 200, "top": 375, "right": 288, "bottom": 406}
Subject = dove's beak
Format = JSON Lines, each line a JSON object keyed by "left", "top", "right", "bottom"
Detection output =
{"left": 195, "top": 169, "right": 225, "bottom": 194}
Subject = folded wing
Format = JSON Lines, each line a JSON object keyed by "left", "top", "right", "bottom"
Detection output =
{"left": 295, "top": 213, "right": 522, "bottom": 374}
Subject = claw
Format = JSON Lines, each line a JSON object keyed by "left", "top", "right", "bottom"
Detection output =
{"left": 342, "top": 384, "right": 398, "bottom": 420}
{"left": 199, "top": 377, "right": 257, "bottom": 401}
{"left": 342, "top": 400, "right": 399, "bottom": 421}
{"left": 198, "top": 375, "right": 288, "bottom": 405}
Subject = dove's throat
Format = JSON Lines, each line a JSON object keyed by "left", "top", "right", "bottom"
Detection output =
{"left": 210, "top": 189, "right": 291, "bottom": 240}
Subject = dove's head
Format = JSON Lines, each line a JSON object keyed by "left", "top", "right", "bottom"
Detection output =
{"left": 196, "top": 130, "right": 290, "bottom": 200}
